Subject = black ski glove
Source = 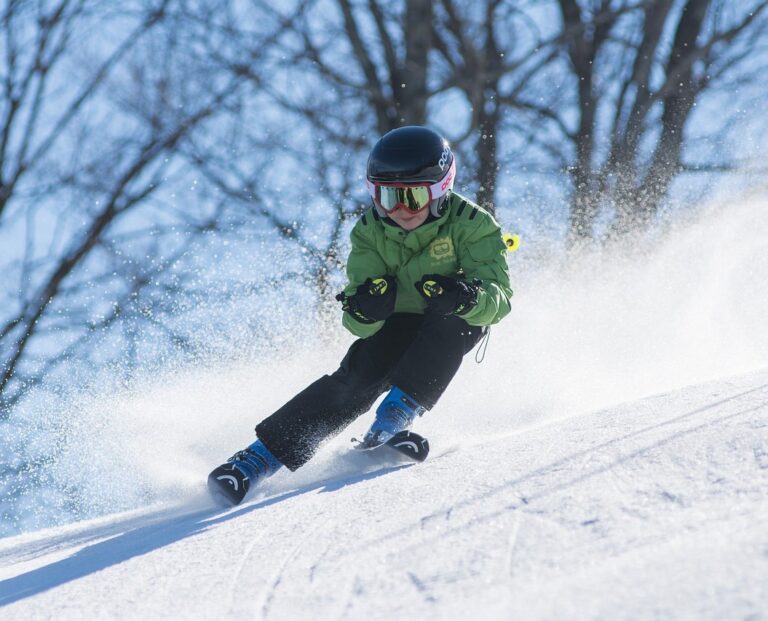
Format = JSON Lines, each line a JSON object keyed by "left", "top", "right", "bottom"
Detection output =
{"left": 336, "top": 275, "right": 397, "bottom": 324}
{"left": 415, "top": 274, "right": 480, "bottom": 316}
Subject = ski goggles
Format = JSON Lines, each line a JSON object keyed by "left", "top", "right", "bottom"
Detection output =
{"left": 366, "top": 159, "right": 456, "bottom": 214}
{"left": 372, "top": 184, "right": 432, "bottom": 213}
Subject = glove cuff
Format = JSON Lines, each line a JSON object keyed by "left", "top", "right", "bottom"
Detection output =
{"left": 336, "top": 292, "right": 377, "bottom": 324}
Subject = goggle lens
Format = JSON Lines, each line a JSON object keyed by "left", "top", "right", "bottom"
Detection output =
{"left": 376, "top": 185, "right": 431, "bottom": 213}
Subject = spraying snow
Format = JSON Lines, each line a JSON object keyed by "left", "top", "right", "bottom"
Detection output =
{"left": 2, "top": 198, "right": 768, "bottom": 535}
{"left": 1, "top": 363, "right": 766, "bottom": 619}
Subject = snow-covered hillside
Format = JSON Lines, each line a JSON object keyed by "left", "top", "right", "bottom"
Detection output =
{"left": 1, "top": 200, "right": 767, "bottom": 619}
{"left": 1, "top": 368, "right": 767, "bottom": 620}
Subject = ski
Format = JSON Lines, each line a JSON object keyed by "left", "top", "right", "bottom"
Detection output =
{"left": 352, "top": 430, "right": 430, "bottom": 462}
{"left": 209, "top": 430, "right": 430, "bottom": 507}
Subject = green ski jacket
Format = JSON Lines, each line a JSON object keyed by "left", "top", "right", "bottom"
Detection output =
{"left": 341, "top": 192, "right": 513, "bottom": 338}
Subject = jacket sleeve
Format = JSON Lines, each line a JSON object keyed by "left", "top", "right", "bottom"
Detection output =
{"left": 341, "top": 217, "right": 388, "bottom": 338}
{"left": 456, "top": 214, "right": 513, "bottom": 326}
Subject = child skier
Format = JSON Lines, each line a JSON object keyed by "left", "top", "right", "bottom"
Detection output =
{"left": 208, "top": 126, "right": 512, "bottom": 505}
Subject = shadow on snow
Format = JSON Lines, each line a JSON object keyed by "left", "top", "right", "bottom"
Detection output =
{"left": 0, "top": 463, "right": 411, "bottom": 607}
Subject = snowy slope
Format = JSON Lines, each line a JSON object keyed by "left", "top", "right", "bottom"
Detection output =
{"left": 1, "top": 199, "right": 768, "bottom": 619}
{"left": 1, "top": 368, "right": 767, "bottom": 620}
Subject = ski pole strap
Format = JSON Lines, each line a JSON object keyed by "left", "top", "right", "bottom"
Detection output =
{"left": 475, "top": 327, "right": 491, "bottom": 364}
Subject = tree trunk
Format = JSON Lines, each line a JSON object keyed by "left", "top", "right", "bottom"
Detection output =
{"left": 398, "top": 0, "right": 433, "bottom": 126}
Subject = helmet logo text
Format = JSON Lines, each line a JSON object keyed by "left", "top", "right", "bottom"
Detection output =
{"left": 438, "top": 146, "right": 451, "bottom": 171}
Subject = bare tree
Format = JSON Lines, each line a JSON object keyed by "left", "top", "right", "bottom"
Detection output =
{"left": 6, "top": 0, "right": 766, "bottom": 418}
{"left": 532, "top": 0, "right": 768, "bottom": 241}
{"left": 174, "top": 0, "right": 441, "bottom": 320}
{"left": 0, "top": 0, "right": 282, "bottom": 415}
{"left": 333, "top": 0, "right": 434, "bottom": 131}
{"left": 432, "top": 0, "right": 533, "bottom": 213}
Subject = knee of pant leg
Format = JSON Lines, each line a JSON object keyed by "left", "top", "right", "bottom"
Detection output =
{"left": 414, "top": 314, "right": 486, "bottom": 359}
{"left": 331, "top": 365, "right": 380, "bottom": 393}
{"left": 334, "top": 347, "right": 390, "bottom": 392}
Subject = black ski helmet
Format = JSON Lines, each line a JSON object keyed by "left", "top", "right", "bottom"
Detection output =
{"left": 366, "top": 126, "right": 456, "bottom": 217}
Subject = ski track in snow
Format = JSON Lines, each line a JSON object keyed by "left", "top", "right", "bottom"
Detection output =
{"left": 0, "top": 370, "right": 767, "bottom": 620}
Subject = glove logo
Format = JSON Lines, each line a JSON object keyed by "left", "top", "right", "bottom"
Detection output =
{"left": 429, "top": 236, "right": 455, "bottom": 263}
{"left": 369, "top": 277, "right": 389, "bottom": 296}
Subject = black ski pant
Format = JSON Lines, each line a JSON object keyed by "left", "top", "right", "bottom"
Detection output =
{"left": 255, "top": 313, "right": 485, "bottom": 470}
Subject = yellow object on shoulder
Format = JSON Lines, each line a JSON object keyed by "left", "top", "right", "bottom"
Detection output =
{"left": 502, "top": 233, "right": 521, "bottom": 253}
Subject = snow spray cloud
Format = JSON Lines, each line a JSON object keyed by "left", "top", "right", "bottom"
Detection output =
{"left": 437, "top": 197, "right": 768, "bottom": 440}
{"left": 2, "top": 198, "right": 767, "bottom": 535}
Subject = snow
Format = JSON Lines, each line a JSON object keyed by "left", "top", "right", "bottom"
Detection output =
{"left": 1, "top": 199, "right": 768, "bottom": 619}
{"left": 1, "top": 369, "right": 766, "bottom": 620}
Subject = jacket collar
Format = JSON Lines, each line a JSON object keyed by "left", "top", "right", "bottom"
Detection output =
{"left": 381, "top": 212, "right": 448, "bottom": 250}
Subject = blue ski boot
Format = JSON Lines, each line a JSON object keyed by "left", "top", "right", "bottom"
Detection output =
{"left": 361, "top": 386, "right": 426, "bottom": 449}
{"left": 208, "top": 439, "right": 282, "bottom": 506}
